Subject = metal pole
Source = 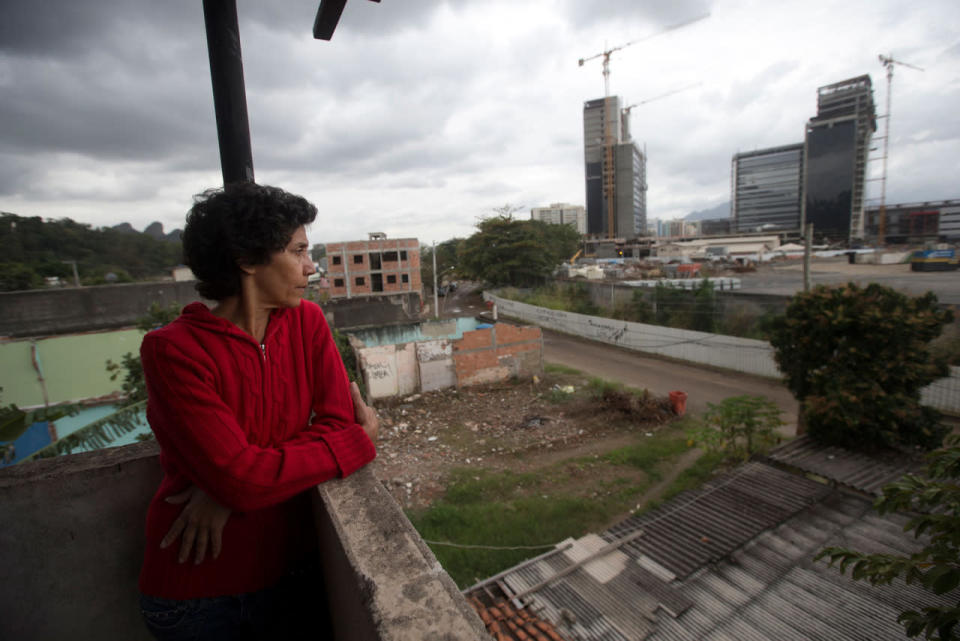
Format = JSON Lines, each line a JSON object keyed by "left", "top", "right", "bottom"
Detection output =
{"left": 62, "top": 260, "right": 80, "bottom": 287}
{"left": 803, "top": 224, "right": 813, "bottom": 292}
{"left": 203, "top": 0, "right": 255, "bottom": 184}
{"left": 432, "top": 241, "right": 439, "bottom": 319}
{"left": 877, "top": 63, "right": 893, "bottom": 247}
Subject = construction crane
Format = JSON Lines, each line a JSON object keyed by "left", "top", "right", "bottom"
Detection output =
{"left": 621, "top": 82, "right": 701, "bottom": 141}
{"left": 577, "top": 13, "right": 709, "bottom": 97}
{"left": 579, "top": 14, "right": 707, "bottom": 239}
{"left": 876, "top": 53, "right": 923, "bottom": 246}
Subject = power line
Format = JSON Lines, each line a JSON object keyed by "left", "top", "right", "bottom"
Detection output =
{"left": 423, "top": 539, "right": 558, "bottom": 551}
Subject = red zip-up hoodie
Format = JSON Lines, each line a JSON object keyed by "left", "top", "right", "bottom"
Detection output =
{"left": 138, "top": 301, "right": 375, "bottom": 599}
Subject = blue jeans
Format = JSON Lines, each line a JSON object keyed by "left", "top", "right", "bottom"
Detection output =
{"left": 140, "top": 572, "right": 330, "bottom": 641}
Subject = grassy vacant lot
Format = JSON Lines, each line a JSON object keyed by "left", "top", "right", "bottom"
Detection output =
{"left": 406, "top": 377, "right": 726, "bottom": 587}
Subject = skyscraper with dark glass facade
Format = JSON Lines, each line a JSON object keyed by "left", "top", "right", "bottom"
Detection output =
{"left": 803, "top": 75, "right": 876, "bottom": 243}
{"left": 732, "top": 143, "right": 804, "bottom": 233}
{"left": 583, "top": 96, "right": 646, "bottom": 239}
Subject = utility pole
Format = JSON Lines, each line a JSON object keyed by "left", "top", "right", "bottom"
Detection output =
{"left": 432, "top": 241, "right": 439, "bottom": 319}
{"left": 62, "top": 260, "right": 80, "bottom": 287}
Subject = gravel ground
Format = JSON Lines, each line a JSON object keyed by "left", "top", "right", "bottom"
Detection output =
{"left": 369, "top": 374, "right": 676, "bottom": 510}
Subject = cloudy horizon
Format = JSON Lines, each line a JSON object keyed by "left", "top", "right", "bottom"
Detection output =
{"left": 2, "top": 0, "right": 958, "bottom": 246}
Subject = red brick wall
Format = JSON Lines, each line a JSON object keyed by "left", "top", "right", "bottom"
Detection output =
{"left": 453, "top": 323, "right": 541, "bottom": 386}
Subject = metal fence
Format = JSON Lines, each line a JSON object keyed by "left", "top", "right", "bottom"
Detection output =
{"left": 485, "top": 292, "right": 960, "bottom": 415}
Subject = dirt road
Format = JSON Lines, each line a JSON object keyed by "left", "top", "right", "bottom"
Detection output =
{"left": 541, "top": 329, "right": 799, "bottom": 433}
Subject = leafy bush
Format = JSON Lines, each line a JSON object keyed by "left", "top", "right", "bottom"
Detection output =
{"left": 332, "top": 328, "right": 365, "bottom": 397}
{"left": 768, "top": 283, "right": 952, "bottom": 451}
{"left": 688, "top": 395, "right": 782, "bottom": 461}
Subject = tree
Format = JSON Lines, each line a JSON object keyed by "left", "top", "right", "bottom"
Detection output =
{"left": 490, "top": 203, "right": 525, "bottom": 219}
{"left": 816, "top": 434, "right": 960, "bottom": 641}
{"left": 768, "top": 283, "right": 952, "bottom": 451}
{"left": 0, "top": 212, "right": 183, "bottom": 291}
{"left": 0, "top": 390, "right": 77, "bottom": 463}
{"left": 458, "top": 217, "right": 580, "bottom": 287}
{"left": 421, "top": 238, "right": 463, "bottom": 292}
{"left": 0, "top": 262, "right": 41, "bottom": 291}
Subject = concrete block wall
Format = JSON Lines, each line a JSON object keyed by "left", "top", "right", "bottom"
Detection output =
{"left": 356, "top": 323, "right": 543, "bottom": 400}
{"left": 359, "top": 343, "right": 419, "bottom": 399}
{"left": 454, "top": 324, "right": 543, "bottom": 386}
{"left": 486, "top": 292, "right": 779, "bottom": 378}
{"left": 416, "top": 340, "right": 456, "bottom": 392}
{"left": 321, "top": 293, "right": 422, "bottom": 330}
{"left": 0, "top": 280, "right": 204, "bottom": 338}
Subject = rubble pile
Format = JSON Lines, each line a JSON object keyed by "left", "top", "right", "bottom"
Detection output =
{"left": 371, "top": 379, "right": 675, "bottom": 510}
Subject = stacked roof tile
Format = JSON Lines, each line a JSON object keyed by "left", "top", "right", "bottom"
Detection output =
{"left": 469, "top": 595, "right": 570, "bottom": 641}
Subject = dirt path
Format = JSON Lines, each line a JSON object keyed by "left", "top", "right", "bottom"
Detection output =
{"left": 541, "top": 328, "right": 798, "bottom": 436}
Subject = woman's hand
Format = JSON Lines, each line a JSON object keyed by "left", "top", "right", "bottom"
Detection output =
{"left": 350, "top": 381, "right": 378, "bottom": 442}
{"left": 160, "top": 485, "right": 231, "bottom": 564}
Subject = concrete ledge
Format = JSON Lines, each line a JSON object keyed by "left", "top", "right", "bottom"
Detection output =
{"left": 1, "top": 442, "right": 487, "bottom": 640}
{"left": 0, "top": 441, "right": 161, "bottom": 640}
{"left": 313, "top": 466, "right": 489, "bottom": 641}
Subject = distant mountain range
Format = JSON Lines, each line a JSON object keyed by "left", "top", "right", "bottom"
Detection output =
{"left": 684, "top": 202, "right": 730, "bottom": 222}
{"left": 111, "top": 221, "right": 182, "bottom": 242}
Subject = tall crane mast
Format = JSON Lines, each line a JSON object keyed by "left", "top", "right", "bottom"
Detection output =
{"left": 578, "top": 13, "right": 708, "bottom": 97}
{"left": 578, "top": 14, "right": 708, "bottom": 239}
{"left": 876, "top": 53, "right": 923, "bottom": 246}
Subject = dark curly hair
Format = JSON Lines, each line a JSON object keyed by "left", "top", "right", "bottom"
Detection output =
{"left": 182, "top": 183, "right": 317, "bottom": 300}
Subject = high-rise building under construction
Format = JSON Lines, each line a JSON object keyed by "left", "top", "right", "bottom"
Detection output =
{"left": 583, "top": 96, "right": 647, "bottom": 239}
{"left": 803, "top": 75, "right": 877, "bottom": 243}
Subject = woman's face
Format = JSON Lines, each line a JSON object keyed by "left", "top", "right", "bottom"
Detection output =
{"left": 249, "top": 226, "right": 316, "bottom": 308}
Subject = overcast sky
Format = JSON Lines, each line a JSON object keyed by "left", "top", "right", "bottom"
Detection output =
{"left": 2, "top": 0, "right": 958, "bottom": 246}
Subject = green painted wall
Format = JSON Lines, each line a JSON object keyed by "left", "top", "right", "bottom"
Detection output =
{"left": 0, "top": 329, "right": 144, "bottom": 407}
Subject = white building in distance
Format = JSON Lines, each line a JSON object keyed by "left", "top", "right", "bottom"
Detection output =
{"left": 531, "top": 203, "right": 587, "bottom": 235}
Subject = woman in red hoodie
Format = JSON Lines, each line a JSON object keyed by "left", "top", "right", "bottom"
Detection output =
{"left": 138, "top": 183, "right": 377, "bottom": 639}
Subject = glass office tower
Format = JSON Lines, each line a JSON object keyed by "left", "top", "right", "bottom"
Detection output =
{"left": 805, "top": 120, "right": 856, "bottom": 239}
{"left": 803, "top": 76, "right": 876, "bottom": 244}
{"left": 732, "top": 143, "right": 804, "bottom": 233}
{"left": 583, "top": 96, "right": 646, "bottom": 239}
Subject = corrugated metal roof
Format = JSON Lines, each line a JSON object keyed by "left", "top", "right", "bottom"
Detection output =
{"left": 645, "top": 490, "right": 959, "bottom": 641}
{"left": 765, "top": 435, "right": 922, "bottom": 495}
{"left": 604, "top": 462, "right": 830, "bottom": 580}
{"left": 467, "top": 457, "right": 959, "bottom": 641}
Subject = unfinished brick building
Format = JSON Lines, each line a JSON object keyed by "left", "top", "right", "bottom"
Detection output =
{"left": 325, "top": 233, "right": 422, "bottom": 299}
